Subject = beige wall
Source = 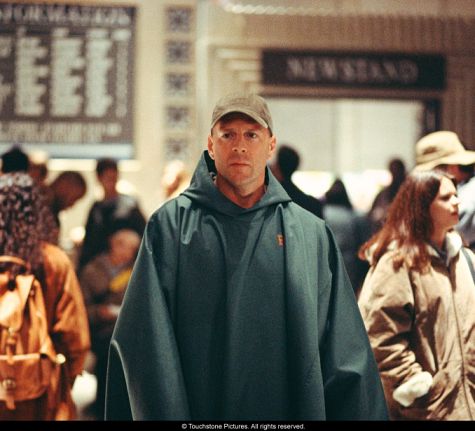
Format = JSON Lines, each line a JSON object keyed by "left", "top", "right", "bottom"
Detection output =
{"left": 197, "top": 2, "right": 475, "bottom": 149}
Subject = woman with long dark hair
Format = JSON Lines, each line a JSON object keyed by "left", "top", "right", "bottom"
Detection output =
{"left": 358, "top": 170, "right": 475, "bottom": 420}
{"left": 0, "top": 173, "right": 90, "bottom": 420}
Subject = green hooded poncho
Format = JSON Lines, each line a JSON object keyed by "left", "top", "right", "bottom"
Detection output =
{"left": 105, "top": 151, "right": 388, "bottom": 421}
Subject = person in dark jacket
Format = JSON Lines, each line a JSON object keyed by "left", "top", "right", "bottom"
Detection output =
{"left": 105, "top": 93, "right": 388, "bottom": 421}
{"left": 323, "top": 178, "right": 370, "bottom": 295}
{"left": 270, "top": 144, "right": 324, "bottom": 219}
{"left": 78, "top": 158, "right": 146, "bottom": 272}
{"left": 367, "top": 158, "right": 407, "bottom": 234}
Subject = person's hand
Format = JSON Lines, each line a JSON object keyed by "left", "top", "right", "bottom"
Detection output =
{"left": 393, "top": 371, "right": 433, "bottom": 407}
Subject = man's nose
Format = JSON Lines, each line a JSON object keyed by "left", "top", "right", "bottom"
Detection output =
{"left": 232, "top": 135, "right": 247, "bottom": 152}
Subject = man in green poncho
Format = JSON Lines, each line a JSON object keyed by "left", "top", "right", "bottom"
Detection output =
{"left": 105, "top": 93, "right": 388, "bottom": 421}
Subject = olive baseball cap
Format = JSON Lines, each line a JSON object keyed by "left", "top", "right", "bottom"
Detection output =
{"left": 414, "top": 131, "right": 475, "bottom": 171}
{"left": 210, "top": 93, "right": 273, "bottom": 134}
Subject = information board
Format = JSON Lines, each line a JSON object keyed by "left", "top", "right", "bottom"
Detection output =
{"left": 0, "top": 2, "right": 136, "bottom": 158}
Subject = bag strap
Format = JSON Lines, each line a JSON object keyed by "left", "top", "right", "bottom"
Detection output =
{"left": 461, "top": 247, "right": 475, "bottom": 283}
{"left": 0, "top": 256, "right": 30, "bottom": 272}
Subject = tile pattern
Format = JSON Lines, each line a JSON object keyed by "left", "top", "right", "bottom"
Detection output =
{"left": 163, "top": 5, "right": 195, "bottom": 162}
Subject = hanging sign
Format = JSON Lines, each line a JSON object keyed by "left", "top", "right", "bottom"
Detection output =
{"left": 262, "top": 49, "right": 445, "bottom": 91}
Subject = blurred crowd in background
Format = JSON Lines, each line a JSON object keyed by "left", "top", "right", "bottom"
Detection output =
{"left": 0, "top": 126, "right": 474, "bottom": 420}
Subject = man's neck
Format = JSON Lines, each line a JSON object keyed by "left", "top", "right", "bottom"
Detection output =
{"left": 104, "top": 190, "right": 119, "bottom": 200}
{"left": 214, "top": 176, "right": 266, "bottom": 209}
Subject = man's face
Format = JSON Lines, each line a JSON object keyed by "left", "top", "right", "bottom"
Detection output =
{"left": 58, "top": 184, "right": 85, "bottom": 210}
{"left": 207, "top": 115, "right": 276, "bottom": 194}
{"left": 98, "top": 167, "right": 118, "bottom": 196}
{"left": 109, "top": 230, "right": 140, "bottom": 266}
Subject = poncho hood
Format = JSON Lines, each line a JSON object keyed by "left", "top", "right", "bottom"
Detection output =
{"left": 182, "top": 151, "right": 291, "bottom": 216}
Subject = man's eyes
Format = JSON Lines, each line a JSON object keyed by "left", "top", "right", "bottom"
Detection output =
{"left": 220, "top": 132, "right": 259, "bottom": 139}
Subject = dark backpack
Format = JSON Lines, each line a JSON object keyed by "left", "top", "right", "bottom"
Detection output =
{"left": 0, "top": 255, "right": 60, "bottom": 411}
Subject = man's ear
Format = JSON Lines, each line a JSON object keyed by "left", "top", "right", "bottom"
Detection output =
{"left": 207, "top": 135, "right": 214, "bottom": 159}
{"left": 268, "top": 135, "right": 277, "bottom": 158}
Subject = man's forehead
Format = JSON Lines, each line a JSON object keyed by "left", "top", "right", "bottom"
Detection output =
{"left": 215, "top": 113, "right": 265, "bottom": 130}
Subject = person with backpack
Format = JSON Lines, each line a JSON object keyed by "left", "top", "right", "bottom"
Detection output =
{"left": 0, "top": 172, "right": 91, "bottom": 420}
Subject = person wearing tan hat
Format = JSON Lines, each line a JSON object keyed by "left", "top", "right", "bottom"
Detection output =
{"left": 104, "top": 93, "right": 388, "bottom": 421}
{"left": 415, "top": 131, "right": 475, "bottom": 249}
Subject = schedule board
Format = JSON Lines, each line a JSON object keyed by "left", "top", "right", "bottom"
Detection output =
{"left": 0, "top": 2, "right": 136, "bottom": 158}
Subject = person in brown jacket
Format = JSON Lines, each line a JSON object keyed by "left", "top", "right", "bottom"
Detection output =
{"left": 0, "top": 172, "right": 91, "bottom": 420}
{"left": 358, "top": 170, "right": 475, "bottom": 420}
